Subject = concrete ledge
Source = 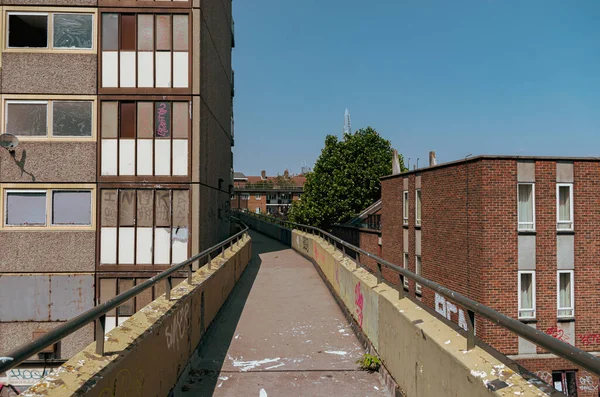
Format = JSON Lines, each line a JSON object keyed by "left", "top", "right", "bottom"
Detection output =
{"left": 292, "top": 231, "right": 552, "bottom": 397}
{"left": 20, "top": 235, "right": 252, "bottom": 397}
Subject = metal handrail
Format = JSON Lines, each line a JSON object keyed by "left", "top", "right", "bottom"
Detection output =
{"left": 235, "top": 210, "right": 600, "bottom": 377}
{"left": 0, "top": 218, "right": 249, "bottom": 374}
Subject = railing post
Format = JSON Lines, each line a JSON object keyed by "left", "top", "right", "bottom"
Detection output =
{"left": 166, "top": 276, "right": 172, "bottom": 300}
{"left": 187, "top": 264, "right": 193, "bottom": 285}
{"left": 467, "top": 310, "right": 476, "bottom": 350}
{"left": 222, "top": 245, "right": 225, "bottom": 258}
{"left": 376, "top": 262, "right": 382, "bottom": 284}
{"left": 342, "top": 245, "right": 346, "bottom": 258}
{"left": 398, "top": 274, "right": 405, "bottom": 300}
{"left": 208, "top": 253, "right": 212, "bottom": 270}
{"left": 95, "top": 314, "right": 106, "bottom": 355}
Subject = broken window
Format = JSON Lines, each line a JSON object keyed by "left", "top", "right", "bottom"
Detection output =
{"left": 8, "top": 13, "right": 48, "bottom": 48}
{"left": 5, "top": 191, "right": 47, "bottom": 226}
{"left": 5, "top": 101, "right": 47, "bottom": 136}
{"left": 52, "top": 191, "right": 92, "bottom": 225}
{"left": 53, "top": 101, "right": 93, "bottom": 137}
{"left": 53, "top": 14, "right": 93, "bottom": 49}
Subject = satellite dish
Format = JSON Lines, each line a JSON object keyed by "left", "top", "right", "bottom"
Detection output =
{"left": 0, "top": 134, "right": 19, "bottom": 150}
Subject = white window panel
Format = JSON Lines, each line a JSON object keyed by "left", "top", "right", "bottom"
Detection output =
{"left": 172, "top": 139, "right": 188, "bottom": 176}
{"left": 155, "top": 140, "right": 171, "bottom": 176}
{"left": 102, "top": 51, "right": 118, "bottom": 88}
{"left": 101, "top": 139, "right": 118, "bottom": 176}
{"left": 101, "top": 227, "right": 117, "bottom": 264}
{"left": 105, "top": 316, "right": 117, "bottom": 334}
{"left": 518, "top": 183, "right": 535, "bottom": 231}
{"left": 117, "top": 316, "right": 130, "bottom": 326}
{"left": 155, "top": 52, "right": 172, "bottom": 88}
{"left": 154, "top": 228, "right": 171, "bottom": 264}
{"left": 173, "top": 52, "right": 188, "bottom": 88}
{"left": 518, "top": 271, "right": 536, "bottom": 319}
{"left": 137, "top": 140, "right": 153, "bottom": 175}
{"left": 119, "top": 51, "right": 136, "bottom": 87}
{"left": 119, "top": 139, "right": 135, "bottom": 175}
{"left": 557, "top": 270, "right": 574, "bottom": 318}
{"left": 136, "top": 227, "right": 153, "bottom": 264}
{"left": 118, "top": 227, "right": 135, "bottom": 264}
{"left": 172, "top": 227, "right": 188, "bottom": 263}
{"left": 137, "top": 52, "right": 154, "bottom": 88}
{"left": 557, "top": 184, "right": 573, "bottom": 231}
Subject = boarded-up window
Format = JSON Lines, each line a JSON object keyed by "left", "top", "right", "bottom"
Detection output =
{"left": 8, "top": 13, "right": 48, "bottom": 48}
{"left": 53, "top": 101, "right": 93, "bottom": 137}
{"left": 101, "top": 189, "right": 118, "bottom": 227}
{"left": 120, "top": 14, "right": 136, "bottom": 51}
{"left": 173, "top": 190, "right": 188, "bottom": 228}
{"left": 6, "top": 101, "right": 47, "bottom": 136}
{"left": 52, "top": 191, "right": 92, "bottom": 225}
{"left": 155, "top": 102, "right": 171, "bottom": 138}
{"left": 5, "top": 191, "right": 46, "bottom": 226}
{"left": 102, "top": 13, "right": 118, "bottom": 50}
{"left": 120, "top": 102, "right": 136, "bottom": 138}
{"left": 53, "top": 14, "right": 93, "bottom": 49}
{"left": 118, "top": 279, "right": 135, "bottom": 316}
{"left": 155, "top": 15, "right": 171, "bottom": 50}
{"left": 137, "top": 190, "right": 154, "bottom": 227}
{"left": 137, "top": 14, "right": 154, "bottom": 51}
{"left": 119, "top": 190, "right": 136, "bottom": 226}
{"left": 155, "top": 190, "right": 171, "bottom": 227}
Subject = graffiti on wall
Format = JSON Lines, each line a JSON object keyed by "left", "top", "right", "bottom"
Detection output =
{"left": 435, "top": 293, "right": 468, "bottom": 332}
{"left": 534, "top": 371, "right": 552, "bottom": 385}
{"left": 579, "top": 375, "right": 598, "bottom": 392}
{"left": 97, "top": 368, "right": 145, "bottom": 397}
{"left": 166, "top": 303, "right": 190, "bottom": 351}
{"left": 354, "top": 283, "right": 364, "bottom": 327}
{"left": 545, "top": 326, "right": 570, "bottom": 343}
{"left": 579, "top": 333, "right": 600, "bottom": 347}
{"left": 0, "top": 368, "right": 53, "bottom": 386}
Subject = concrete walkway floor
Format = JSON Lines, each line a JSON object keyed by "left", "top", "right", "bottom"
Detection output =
{"left": 176, "top": 231, "right": 386, "bottom": 397}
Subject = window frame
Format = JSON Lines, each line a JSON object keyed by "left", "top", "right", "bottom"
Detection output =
{"left": 241, "top": 193, "right": 249, "bottom": 201}
{"left": 415, "top": 255, "right": 422, "bottom": 295}
{"left": 1, "top": 184, "right": 96, "bottom": 230}
{"left": 255, "top": 193, "right": 261, "bottom": 200}
{"left": 402, "top": 190, "right": 409, "bottom": 225}
{"left": 556, "top": 183, "right": 574, "bottom": 231}
{"left": 4, "top": 8, "right": 97, "bottom": 53}
{"left": 50, "top": 190, "right": 93, "bottom": 226}
{"left": 517, "top": 183, "right": 535, "bottom": 231}
{"left": 2, "top": 95, "right": 97, "bottom": 141}
{"left": 557, "top": 270, "right": 575, "bottom": 319}
{"left": 415, "top": 189, "right": 422, "bottom": 227}
{"left": 517, "top": 270, "right": 536, "bottom": 320}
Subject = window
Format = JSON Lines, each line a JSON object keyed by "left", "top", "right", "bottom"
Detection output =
{"left": 241, "top": 193, "right": 249, "bottom": 201}
{"left": 3, "top": 187, "right": 94, "bottom": 229}
{"left": 5, "top": 99, "right": 93, "bottom": 139}
{"left": 402, "top": 191, "right": 408, "bottom": 225}
{"left": 557, "top": 184, "right": 573, "bottom": 230}
{"left": 255, "top": 207, "right": 260, "bottom": 214}
{"left": 518, "top": 183, "right": 535, "bottom": 231}
{"left": 415, "top": 189, "right": 422, "bottom": 226}
{"left": 403, "top": 253, "right": 409, "bottom": 289}
{"left": 557, "top": 271, "right": 574, "bottom": 318}
{"left": 255, "top": 193, "right": 261, "bottom": 200}
{"left": 551, "top": 371, "right": 577, "bottom": 395}
{"left": 7, "top": 12, "right": 93, "bottom": 50}
{"left": 415, "top": 255, "right": 422, "bottom": 295}
{"left": 518, "top": 271, "right": 536, "bottom": 319}
{"left": 101, "top": 13, "right": 189, "bottom": 89}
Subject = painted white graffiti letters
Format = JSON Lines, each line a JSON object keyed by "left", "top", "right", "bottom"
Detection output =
{"left": 435, "top": 293, "right": 468, "bottom": 332}
{"left": 166, "top": 303, "right": 190, "bottom": 351}
{"left": 534, "top": 371, "right": 552, "bottom": 385}
{"left": 579, "top": 375, "right": 598, "bottom": 392}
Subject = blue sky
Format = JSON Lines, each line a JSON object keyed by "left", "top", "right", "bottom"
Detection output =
{"left": 232, "top": 1, "right": 600, "bottom": 175}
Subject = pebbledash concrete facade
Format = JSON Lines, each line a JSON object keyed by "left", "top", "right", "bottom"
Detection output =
{"left": 380, "top": 155, "right": 600, "bottom": 396}
{"left": 0, "top": 0, "right": 234, "bottom": 390}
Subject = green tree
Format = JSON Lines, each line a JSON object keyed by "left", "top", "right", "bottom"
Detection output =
{"left": 289, "top": 127, "right": 407, "bottom": 229}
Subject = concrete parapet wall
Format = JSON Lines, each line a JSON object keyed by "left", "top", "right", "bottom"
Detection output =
{"left": 20, "top": 235, "right": 252, "bottom": 397}
{"left": 292, "top": 231, "right": 552, "bottom": 397}
{"left": 238, "top": 214, "right": 291, "bottom": 246}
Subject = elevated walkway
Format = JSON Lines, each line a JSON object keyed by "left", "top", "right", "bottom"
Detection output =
{"left": 175, "top": 231, "right": 385, "bottom": 396}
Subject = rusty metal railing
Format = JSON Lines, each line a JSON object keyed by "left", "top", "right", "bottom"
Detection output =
{"left": 235, "top": 210, "right": 600, "bottom": 377}
{"left": 0, "top": 218, "right": 249, "bottom": 374}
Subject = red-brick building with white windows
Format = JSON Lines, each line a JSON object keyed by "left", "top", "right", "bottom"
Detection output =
{"left": 378, "top": 155, "right": 600, "bottom": 396}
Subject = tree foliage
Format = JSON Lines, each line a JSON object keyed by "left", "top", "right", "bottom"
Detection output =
{"left": 288, "top": 127, "right": 406, "bottom": 229}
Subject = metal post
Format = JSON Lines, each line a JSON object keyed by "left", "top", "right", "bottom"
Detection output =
{"left": 95, "top": 315, "right": 106, "bottom": 355}
{"left": 342, "top": 245, "right": 346, "bottom": 258}
{"left": 222, "top": 245, "right": 225, "bottom": 258}
{"left": 398, "top": 274, "right": 405, "bottom": 300}
{"left": 467, "top": 310, "right": 476, "bottom": 350}
{"left": 208, "top": 253, "right": 212, "bottom": 270}
{"left": 376, "top": 263, "right": 382, "bottom": 284}
{"left": 166, "top": 277, "right": 172, "bottom": 300}
{"left": 187, "top": 264, "right": 193, "bottom": 285}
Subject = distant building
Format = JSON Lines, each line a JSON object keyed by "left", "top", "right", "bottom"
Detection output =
{"left": 343, "top": 108, "right": 352, "bottom": 135}
{"left": 232, "top": 170, "right": 306, "bottom": 215}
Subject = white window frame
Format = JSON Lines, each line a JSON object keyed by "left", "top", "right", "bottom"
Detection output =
{"left": 255, "top": 193, "right": 261, "bottom": 200}
{"left": 517, "top": 183, "right": 535, "bottom": 231}
{"left": 415, "top": 189, "right": 422, "bottom": 226}
{"left": 556, "top": 183, "right": 574, "bottom": 231}
{"left": 517, "top": 271, "right": 536, "bottom": 319}
{"left": 50, "top": 190, "right": 92, "bottom": 226}
{"left": 415, "top": 255, "right": 422, "bottom": 295}
{"left": 402, "top": 191, "right": 408, "bottom": 225}
{"left": 557, "top": 270, "right": 575, "bottom": 319}
{"left": 7, "top": 12, "right": 50, "bottom": 49}
{"left": 5, "top": 100, "right": 49, "bottom": 137}
{"left": 403, "top": 252, "right": 409, "bottom": 289}
{"left": 4, "top": 189, "right": 48, "bottom": 226}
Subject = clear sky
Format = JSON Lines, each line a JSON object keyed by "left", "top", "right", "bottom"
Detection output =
{"left": 232, "top": 1, "right": 600, "bottom": 176}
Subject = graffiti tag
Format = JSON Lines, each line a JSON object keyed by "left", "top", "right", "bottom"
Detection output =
{"left": 435, "top": 293, "right": 468, "bottom": 332}
{"left": 579, "top": 333, "right": 600, "bottom": 347}
{"left": 579, "top": 375, "right": 598, "bottom": 392}
{"left": 354, "top": 283, "right": 364, "bottom": 327}
{"left": 545, "top": 326, "right": 570, "bottom": 343}
{"left": 534, "top": 371, "right": 552, "bottom": 385}
{"left": 166, "top": 303, "right": 190, "bottom": 351}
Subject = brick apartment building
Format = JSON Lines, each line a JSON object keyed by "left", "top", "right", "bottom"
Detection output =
{"left": 0, "top": 0, "right": 234, "bottom": 390}
{"left": 379, "top": 155, "right": 600, "bottom": 396}
{"left": 231, "top": 170, "right": 305, "bottom": 215}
